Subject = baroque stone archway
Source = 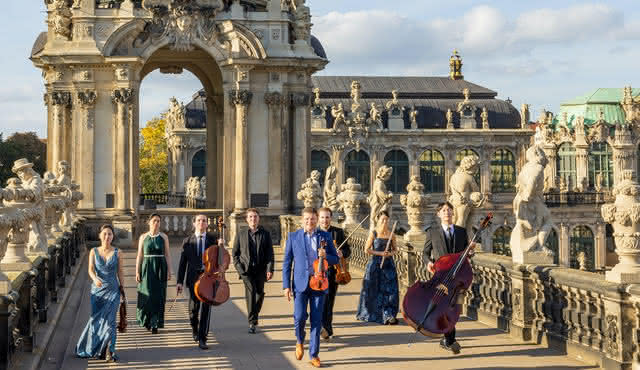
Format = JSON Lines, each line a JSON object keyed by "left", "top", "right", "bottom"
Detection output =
{"left": 32, "top": 0, "right": 327, "bottom": 241}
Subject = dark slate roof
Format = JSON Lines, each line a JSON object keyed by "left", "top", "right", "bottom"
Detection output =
{"left": 185, "top": 91, "right": 207, "bottom": 129}
{"left": 31, "top": 32, "right": 47, "bottom": 58}
{"left": 310, "top": 35, "right": 327, "bottom": 59}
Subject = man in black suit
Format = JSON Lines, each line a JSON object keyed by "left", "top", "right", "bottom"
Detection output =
{"left": 177, "top": 214, "right": 223, "bottom": 350}
{"left": 422, "top": 201, "right": 476, "bottom": 355}
{"left": 232, "top": 208, "right": 274, "bottom": 334}
{"left": 317, "top": 207, "right": 351, "bottom": 340}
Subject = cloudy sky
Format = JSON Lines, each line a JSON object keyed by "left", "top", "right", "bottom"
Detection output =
{"left": 1, "top": 1, "right": 638, "bottom": 138}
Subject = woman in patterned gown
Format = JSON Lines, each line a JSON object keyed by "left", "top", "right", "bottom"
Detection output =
{"left": 136, "top": 213, "right": 173, "bottom": 333}
{"left": 356, "top": 211, "right": 400, "bottom": 325}
{"left": 76, "top": 224, "right": 124, "bottom": 362}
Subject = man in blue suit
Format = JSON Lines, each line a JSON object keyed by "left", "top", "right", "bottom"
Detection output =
{"left": 282, "top": 207, "right": 339, "bottom": 368}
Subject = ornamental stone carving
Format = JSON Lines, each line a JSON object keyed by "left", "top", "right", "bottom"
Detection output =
{"left": 42, "top": 172, "right": 67, "bottom": 238}
{"left": 481, "top": 107, "right": 489, "bottom": 130}
{"left": 385, "top": 89, "right": 402, "bottom": 115}
{"left": 368, "top": 103, "right": 383, "bottom": 132}
{"left": 49, "top": 0, "right": 73, "bottom": 40}
{"left": 400, "top": 175, "right": 430, "bottom": 242}
{"left": 510, "top": 145, "right": 555, "bottom": 264}
{"left": 264, "top": 91, "right": 284, "bottom": 106}
{"left": 293, "top": 0, "right": 311, "bottom": 42}
{"left": 166, "top": 97, "right": 186, "bottom": 133}
{"left": 322, "top": 165, "right": 339, "bottom": 212}
{"left": 446, "top": 109, "right": 454, "bottom": 129}
{"left": 297, "top": 170, "right": 322, "bottom": 209}
{"left": 291, "top": 92, "right": 310, "bottom": 107}
{"left": 601, "top": 170, "right": 640, "bottom": 283}
{"left": 622, "top": 86, "right": 640, "bottom": 123}
{"left": 521, "top": 103, "right": 530, "bottom": 129}
{"left": 449, "top": 155, "right": 484, "bottom": 235}
{"left": 588, "top": 112, "right": 610, "bottom": 144}
{"left": 77, "top": 90, "right": 97, "bottom": 129}
{"left": 337, "top": 178, "right": 367, "bottom": 226}
{"left": 112, "top": 88, "right": 134, "bottom": 105}
{"left": 368, "top": 165, "right": 393, "bottom": 230}
{"left": 331, "top": 103, "right": 346, "bottom": 132}
{"left": 605, "top": 314, "right": 620, "bottom": 357}
{"left": 229, "top": 89, "right": 253, "bottom": 106}
{"left": 408, "top": 106, "right": 418, "bottom": 130}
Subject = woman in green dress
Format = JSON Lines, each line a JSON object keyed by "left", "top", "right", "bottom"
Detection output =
{"left": 136, "top": 213, "right": 173, "bottom": 334}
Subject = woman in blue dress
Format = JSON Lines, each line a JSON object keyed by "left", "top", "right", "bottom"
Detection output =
{"left": 356, "top": 211, "right": 400, "bottom": 325}
{"left": 76, "top": 224, "right": 125, "bottom": 362}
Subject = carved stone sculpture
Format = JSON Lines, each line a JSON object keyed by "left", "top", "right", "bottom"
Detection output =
{"left": 10, "top": 159, "right": 48, "bottom": 257}
{"left": 448, "top": 155, "right": 484, "bottom": 235}
{"left": 337, "top": 178, "right": 367, "bottom": 226}
{"left": 166, "top": 97, "right": 186, "bottom": 133}
{"left": 446, "top": 109, "right": 454, "bottom": 129}
{"left": 409, "top": 106, "right": 418, "bottom": 129}
{"left": 331, "top": 103, "right": 346, "bottom": 133}
{"left": 42, "top": 171, "right": 66, "bottom": 240}
{"left": 199, "top": 176, "right": 207, "bottom": 200}
{"left": 55, "top": 160, "right": 75, "bottom": 228}
{"left": 322, "top": 165, "right": 339, "bottom": 212}
{"left": 368, "top": 166, "right": 393, "bottom": 230}
{"left": 601, "top": 170, "right": 640, "bottom": 283}
{"left": 49, "top": 0, "right": 73, "bottom": 40}
{"left": 368, "top": 103, "right": 382, "bottom": 132}
{"left": 297, "top": 170, "right": 322, "bottom": 208}
{"left": 521, "top": 103, "right": 530, "bottom": 129}
{"left": 509, "top": 145, "right": 555, "bottom": 264}
{"left": 400, "top": 175, "right": 430, "bottom": 241}
{"left": 293, "top": 1, "right": 311, "bottom": 42}
{"left": 481, "top": 107, "right": 489, "bottom": 129}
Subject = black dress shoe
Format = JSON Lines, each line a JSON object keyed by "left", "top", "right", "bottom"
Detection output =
{"left": 192, "top": 332, "right": 199, "bottom": 342}
{"left": 198, "top": 340, "right": 208, "bottom": 350}
{"left": 151, "top": 328, "right": 158, "bottom": 334}
{"left": 439, "top": 338, "right": 461, "bottom": 354}
{"left": 248, "top": 324, "right": 256, "bottom": 334}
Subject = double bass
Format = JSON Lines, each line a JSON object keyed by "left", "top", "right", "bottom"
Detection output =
{"left": 194, "top": 216, "right": 231, "bottom": 306}
{"left": 309, "top": 239, "right": 329, "bottom": 291}
{"left": 401, "top": 213, "right": 493, "bottom": 338}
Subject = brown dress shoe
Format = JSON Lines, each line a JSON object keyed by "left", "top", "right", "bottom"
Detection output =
{"left": 320, "top": 328, "right": 330, "bottom": 340}
{"left": 310, "top": 357, "right": 321, "bottom": 368}
{"left": 295, "top": 343, "right": 304, "bottom": 360}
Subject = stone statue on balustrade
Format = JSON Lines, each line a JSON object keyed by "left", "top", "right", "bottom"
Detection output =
{"left": 199, "top": 177, "right": 207, "bottom": 200}
{"left": 400, "top": 175, "right": 430, "bottom": 241}
{"left": 42, "top": 171, "right": 67, "bottom": 239}
{"left": 331, "top": 103, "right": 347, "bottom": 133}
{"left": 368, "top": 165, "right": 393, "bottom": 230}
{"left": 368, "top": 103, "right": 383, "bottom": 132}
{"left": 509, "top": 145, "right": 555, "bottom": 264}
{"left": 11, "top": 158, "right": 48, "bottom": 257}
{"left": 601, "top": 170, "right": 640, "bottom": 283}
{"left": 448, "top": 155, "right": 485, "bottom": 235}
{"left": 337, "top": 178, "right": 367, "bottom": 226}
{"left": 55, "top": 160, "right": 77, "bottom": 228}
{"left": 322, "top": 165, "right": 339, "bottom": 212}
{"left": 297, "top": 170, "right": 323, "bottom": 208}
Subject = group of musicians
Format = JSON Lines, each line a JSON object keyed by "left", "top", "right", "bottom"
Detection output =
{"left": 175, "top": 202, "right": 475, "bottom": 367}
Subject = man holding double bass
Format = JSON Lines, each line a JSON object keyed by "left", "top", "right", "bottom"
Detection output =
{"left": 422, "top": 201, "right": 477, "bottom": 354}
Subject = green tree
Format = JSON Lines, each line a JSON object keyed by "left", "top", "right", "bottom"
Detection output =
{"left": 0, "top": 132, "right": 46, "bottom": 186}
{"left": 139, "top": 117, "right": 168, "bottom": 193}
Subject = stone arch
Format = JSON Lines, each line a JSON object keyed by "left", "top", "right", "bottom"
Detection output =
{"left": 191, "top": 148, "right": 207, "bottom": 178}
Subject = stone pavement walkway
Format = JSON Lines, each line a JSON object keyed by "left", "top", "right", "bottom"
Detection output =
{"left": 56, "top": 246, "right": 598, "bottom": 370}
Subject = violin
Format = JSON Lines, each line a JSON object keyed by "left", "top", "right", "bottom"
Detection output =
{"left": 334, "top": 240, "right": 351, "bottom": 285}
{"left": 309, "top": 239, "right": 329, "bottom": 291}
{"left": 401, "top": 213, "right": 493, "bottom": 339}
{"left": 194, "top": 216, "right": 231, "bottom": 306}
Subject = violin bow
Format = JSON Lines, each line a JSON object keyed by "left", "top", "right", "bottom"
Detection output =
{"left": 379, "top": 221, "right": 398, "bottom": 268}
{"left": 336, "top": 214, "right": 369, "bottom": 251}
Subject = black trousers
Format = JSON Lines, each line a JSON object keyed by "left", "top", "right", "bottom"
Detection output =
{"left": 444, "top": 327, "right": 456, "bottom": 345}
{"left": 241, "top": 272, "right": 266, "bottom": 325}
{"left": 188, "top": 285, "right": 211, "bottom": 341}
{"left": 322, "top": 272, "right": 339, "bottom": 336}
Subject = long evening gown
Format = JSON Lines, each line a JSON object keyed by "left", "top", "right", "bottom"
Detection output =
{"left": 356, "top": 231, "right": 399, "bottom": 324}
{"left": 136, "top": 234, "right": 168, "bottom": 330}
{"left": 76, "top": 248, "right": 121, "bottom": 360}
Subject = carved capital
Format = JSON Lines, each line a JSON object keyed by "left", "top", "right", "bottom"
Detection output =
{"left": 291, "top": 92, "right": 310, "bottom": 107}
{"left": 229, "top": 90, "right": 253, "bottom": 106}
{"left": 50, "top": 91, "right": 72, "bottom": 107}
{"left": 76, "top": 90, "right": 97, "bottom": 107}
{"left": 264, "top": 91, "right": 284, "bottom": 107}
{"left": 111, "top": 88, "right": 134, "bottom": 105}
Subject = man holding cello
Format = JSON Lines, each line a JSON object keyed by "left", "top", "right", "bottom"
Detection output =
{"left": 283, "top": 207, "right": 339, "bottom": 368}
{"left": 422, "top": 202, "right": 477, "bottom": 354}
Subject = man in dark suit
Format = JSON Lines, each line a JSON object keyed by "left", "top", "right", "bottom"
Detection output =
{"left": 317, "top": 207, "right": 351, "bottom": 340}
{"left": 232, "top": 208, "right": 274, "bottom": 334}
{"left": 282, "top": 207, "right": 339, "bottom": 368}
{"left": 177, "top": 214, "right": 222, "bottom": 350}
{"left": 422, "top": 201, "right": 477, "bottom": 355}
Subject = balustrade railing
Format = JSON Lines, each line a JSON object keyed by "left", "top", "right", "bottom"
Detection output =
{"left": 544, "top": 191, "right": 614, "bottom": 207}
{"left": 137, "top": 209, "right": 223, "bottom": 237}
{"left": 139, "top": 193, "right": 207, "bottom": 209}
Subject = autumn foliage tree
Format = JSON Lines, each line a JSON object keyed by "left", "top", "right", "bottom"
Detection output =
{"left": 0, "top": 132, "right": 46, "bottom": 186}
{"left": 139, "top": 117, "right": 168, "bottom": 193}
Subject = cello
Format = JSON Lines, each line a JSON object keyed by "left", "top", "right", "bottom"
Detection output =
{"left": 194, "top": 216, "right": 231, "bottom": 306}
{"left": 309, "top": 239, "right": 329, "bottom": 291}
{"left": 401, "top": 213, "right": 493, "bottom": 339}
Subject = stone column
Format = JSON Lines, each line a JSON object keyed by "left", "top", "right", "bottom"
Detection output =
{"left": 265, "top": 91, "right": 285, "bottom": 210}
{"left": 444, "top": 148, "right": 456, "bottom": 197}
{"left": 230, "top": 89, "right": 253, "bottom": 210}
{"left": 75, "top": 90, "right": 97, "bottom": 208}
{"left": 49, "top": 91, "right": 71, "bottom": 171}
{"left": 291, "top": 92, "right": 311, "bottom": 208}
{"left": 111, "top": 88, "right": 134, "bottom": 211}
{"left": 575, "top": 146, "right": 589, "bottom": 190}
{"left": 331, "top": 144, "right": 344, "bottom": 189}
{"left": 543, "top": 144, "right": 557, "bottom": 189}
{"left": 559, "top": 223, "right": 570, "bottom": 267}
{"left": 481, "top": 148, "right": 492, "bottom": 198}
{"left": 595, "top": 222, "right": 606, "bottom": 269}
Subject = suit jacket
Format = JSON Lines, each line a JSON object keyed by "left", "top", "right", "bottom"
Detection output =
{"left": 232, "top": 226, "right": 275, "bottom": 276}
{"left": 422, "top": 223, "right": 469, "bottom": 265}
{"left": 177, "top": 231, "right": 220, "bottom": 289}
{"left": 282, "top": 229, "right": 339, "bottom": 293}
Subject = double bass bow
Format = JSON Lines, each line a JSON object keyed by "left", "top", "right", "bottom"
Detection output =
{"left": 401, "top": 213, "right": 493, "bottom": 343}
{"left": 194, "top": 216, "right": 231, "bottom": 306}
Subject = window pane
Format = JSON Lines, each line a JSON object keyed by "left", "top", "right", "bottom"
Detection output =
{"left": 383, "top": 150, "right": 409, "bottom": 193}
{"left": 419, "top": 149, "right": 445, "bottom": 192}
{"left": 311, "top": 150, "right": 330, "bottom": 187}
{"left": 192, "top": 150, "right": 206, "bottom": 178}
{"left": 556, "top": 143, "right": 577, "bottom": 190}
{"left": 345, "top": 150, "right": 371, "bottom": 193}
{"left": 491, "top": 149, "right": 516, "bottom": 193}
{"left": 588, "top": 142, "right": 613, "bottom": 189}
{"left": 570, "top": 225, "right": 595, "bottom": 270}
{"left": 492, "top": 226, "right": 512, "bottom": 256}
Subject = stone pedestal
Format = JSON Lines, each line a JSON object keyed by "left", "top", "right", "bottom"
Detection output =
{"left": 337, "top": 178, "right": 366, "bottom": 227}
{"left": 511, "top": 249, "right": 554, "bottom": 265}
{"left": 400, "top": 176, "right": 430, "bottom": 242}
{"left": 388, "top": 116, "right": 404, "bottom": 131}
{"left": 112, "top": 215, "right": 134, "bottom": 246}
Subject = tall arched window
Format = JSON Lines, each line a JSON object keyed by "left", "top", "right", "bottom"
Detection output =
{"left": 570, "top": 225, "right": 595, "bottom": 270}
{"left": 588, "top": 142, "right": 613, "bottom": 189}
{"left": 544, "top": 228, "right": 559, "bottom": 264}
{"left": 491, "top": 149, "right": 516, "bottom": 192}
{"left": 492, "top": 226, "right": 512, "bottom": 256}
{"left": 345, "top": 150, "right": 371, "bottom": 193}
{"left": 419, "top": 149, "right": 445, "bottom": 192}
{"left": 556, "top": 143, "right": 577, "bottom": 190}
{"left": 191, "top": 149, "right": 206, "bottom": 178}
{"left": 384, "top": 150, "right": 409, "bottom": 193}
{"left": 456, "top": 148, "right": 481, "bottom": 185}
{"left": 311, "top": 150, "right": 330, "bottom": 187}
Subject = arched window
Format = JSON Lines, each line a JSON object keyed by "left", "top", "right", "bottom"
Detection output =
{"left": 570, "top": 225, "right": 595, "bottom": 270}
{"left": 544, "top": 228, "right": 559, "bottom": 264}
{"left": 311, "top": 150, "right": 330, "bottom": 187}
{"left": 456, "top": 148, "right": 481, "bottom": 185}
{"left": 345, "top": 150, "right": 371, "bottom": 193}
{"left": 384, "top": 150, "right": 409, "bottom": 193}
{"left": 491, "top": 149, "right": 516, "bottom": 192}
{"left": 556, "top": 143, "right": 577, "bottom": 190}
{"left": 419, "top": 149, "right": 445, "bottom": 192}
{"left": 191, "top": 149, "right": 206, "bottom": 178}
{"left": 492, "top": 226, "right": 512, "bottom": 256}
{"left": 588, "top": 142, "right": 613, "bottom": 189}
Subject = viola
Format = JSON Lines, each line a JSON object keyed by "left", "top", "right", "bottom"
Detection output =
{"left": 194, "top": 216, "right": 231, "bottom": 306}
{"left": 334, "top": 239, "right": 351, "bottom": 285}
{"left": 309, "top": 239, "right": 329, "bottom": 291}
{"left": 401, "top": 213, "right": 493, "bottom": 339}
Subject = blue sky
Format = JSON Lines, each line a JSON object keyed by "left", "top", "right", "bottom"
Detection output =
{"left": 1, "top": 1, "right": 638, "bottom": 137}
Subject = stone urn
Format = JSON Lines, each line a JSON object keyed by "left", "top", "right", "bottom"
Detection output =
{"left": 0, "top": 178, "right": 37, "bottom": 272}
{"left": 601, "top": 170, "right": 640, "bottom": 283}
{"left": 337, "top": 178, "right": 367, "bottom": 226}
{"left": 400, "top": 175, "right": 430, "bottom": 242}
